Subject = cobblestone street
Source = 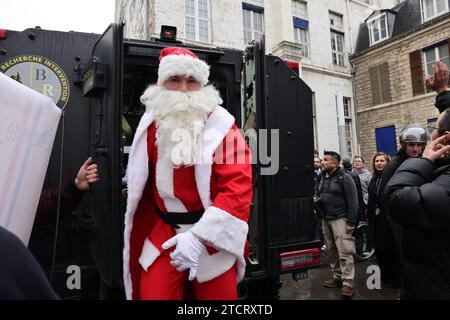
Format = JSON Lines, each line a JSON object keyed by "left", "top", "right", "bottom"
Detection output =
{"left": 280, "top": 256, "right": 401, "bottom": 300}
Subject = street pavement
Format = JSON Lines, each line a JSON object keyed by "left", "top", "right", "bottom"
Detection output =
{"left": 280, "top": 255, "right": 401, "bottom": 300}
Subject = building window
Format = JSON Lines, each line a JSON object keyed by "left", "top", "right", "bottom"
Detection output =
{"left": 243, "top": 3, "right": 265, "bottom": 45}
{"left": 423, "top": 41, "right": 450, "bottom": 77}
{"left": 421, "top": 0, "right": 449, "bottom": 22}
{"left": 294, "top": 27, "right": 309, "bottom": 57}
{"left": 369, "top": 62, "right": 392, "bottom": 105}
{"left": 343, "top": 97, "right": 353, "bottom": 158}
{"left": 185, "top": 0, "right": 210, "bottom": 42}
{"left": 367, "top": 13, "right": 389, "bottom": 46}
{"left": 329, "top": 12, "right": 344, "bottom": 31}
{"left": 292, "top": 0, "right": 307, "bottom": 19}
{"left": 376, "top": 125, "right": 397, "bottom": 155}
{"left": 293, "top": 17, "right": 309, "bottom": 57}
{"left": 329, "top": 12, "right": 345, "bottom": 67}
{"left": 331, "top": 31, "right": 345, "bottom": 67}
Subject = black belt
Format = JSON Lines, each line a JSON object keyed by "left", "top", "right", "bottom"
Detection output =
{"left": 157, "top": 208, "right": 204, "bottom": 229}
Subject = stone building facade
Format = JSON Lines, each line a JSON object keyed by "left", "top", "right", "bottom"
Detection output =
{"left": 350, "top": 0, "right": 450, "bottom": 163}
{"left": 115, "top": 0, "right": 398, "bottom": 157}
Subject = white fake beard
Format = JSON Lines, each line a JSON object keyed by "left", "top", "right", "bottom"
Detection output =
{"left": 140, "top": 85, "right": 222, "bottom": 166}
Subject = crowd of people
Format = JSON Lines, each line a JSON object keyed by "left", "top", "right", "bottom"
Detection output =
{"left": 1, "top": 45, "right": 449, "bottom": 300}
{"left": 313, "top": 60, "right": 450, "bottom": 300}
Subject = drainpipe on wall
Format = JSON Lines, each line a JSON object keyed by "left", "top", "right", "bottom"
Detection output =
{"left": 336, "top": 91, "right": 349, "bottom": 158}
{"left": 351, "top": 64, "right": 361, "bottom": 156}
{"left": 144, "top": 0, "right": 149, "bottom": 40}
{"left": 346, "top": 0, "right": 360, "bottom": 156}
{"left": 209, "top": 0, "right": 214, "bottom": 44}
{"left": 345, "top": 0, "right": 354, "bottom": 54}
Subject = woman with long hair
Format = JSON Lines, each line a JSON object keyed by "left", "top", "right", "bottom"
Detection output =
{"left": 366, "top": 152, "right": 391, "bottom": 261}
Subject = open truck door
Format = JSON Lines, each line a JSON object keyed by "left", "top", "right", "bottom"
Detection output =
{"left": 81, "top": 23, "right": 124, "bottom": 297}
{"left": 240, "top": 40, "right": 323, "bottom": 299}
{"left": 0, "top": 23, "right": 125, "bottom": 299}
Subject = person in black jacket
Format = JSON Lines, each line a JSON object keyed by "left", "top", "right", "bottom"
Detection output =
{"left": 367, "top": 152, "right": 390, "bottom": 259}
{"left": 316, "top": 151, "right": 358, "bottom": 298}
{"left": 0, "top": 226, "right": 58, "bottom": 299}
{"left": 426, "top": 60, "right": 450, "bottom": 114}
{"left": 376, "top": 124, "right": 428, "bottom": 288}
{"left": 385, "top": 108, "right": 450, "bottom": 299}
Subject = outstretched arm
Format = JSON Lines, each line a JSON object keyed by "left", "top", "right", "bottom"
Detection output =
{"left": 35, "top": 157, "right": 99, "bottom": 224}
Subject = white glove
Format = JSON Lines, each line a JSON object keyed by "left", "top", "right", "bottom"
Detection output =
{"left": 162, "top": 231, "right": 206, "bottom": 281}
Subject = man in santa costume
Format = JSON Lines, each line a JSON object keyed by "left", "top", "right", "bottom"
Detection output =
{"left": 123, "top": 47, "right": 252, "bottom": 300}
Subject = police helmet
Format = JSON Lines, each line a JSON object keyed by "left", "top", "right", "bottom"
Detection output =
{"left": 399, "top": 124, "right": 429, "bottom": 145}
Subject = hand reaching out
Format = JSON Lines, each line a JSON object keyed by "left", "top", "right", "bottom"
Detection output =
{"left": 425, "top": 60, "right": 449, "bottom": 94}
{"left": 74, "top": 157, "right": 99, "bottom": 191}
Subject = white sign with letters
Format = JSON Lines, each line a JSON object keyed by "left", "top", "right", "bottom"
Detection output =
{"left": 0, "top": 72, "right": 61, "bottom": 245}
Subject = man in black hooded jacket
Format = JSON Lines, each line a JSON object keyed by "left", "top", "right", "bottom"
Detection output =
{"left": 385, "top": 108, "right": 450, "bottom": 299}
{"left": 376, "top": 124, "right": 428, "bottom": 288}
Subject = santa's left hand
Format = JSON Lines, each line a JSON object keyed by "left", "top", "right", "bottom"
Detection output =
{"left": 162, "top": 231, "right": 206, "bottom": 281}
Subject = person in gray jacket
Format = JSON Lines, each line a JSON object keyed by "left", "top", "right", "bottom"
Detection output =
{"left": 352, "top": 156, "right": 372, "bottom": 205}
{"left": 315, "top": 151, "right": 358, "bottom": 298}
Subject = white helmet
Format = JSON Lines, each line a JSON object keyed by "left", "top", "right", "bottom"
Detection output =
{"left": 399, "top": 124, "right": 429, "bottom": 145}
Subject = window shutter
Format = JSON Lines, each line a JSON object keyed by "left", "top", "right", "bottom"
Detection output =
{"left": 370, "top": 65, "right": 381, "bottom": 106}
{"left": 380, "top": 62, "right": 392, "bottom": 103}
{"left": 409, "top": 50, "right": 425, "bottom": 96}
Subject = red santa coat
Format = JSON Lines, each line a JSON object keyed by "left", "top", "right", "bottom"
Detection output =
{"left": 123, "top": 106, "right": 252, "bottom": 300}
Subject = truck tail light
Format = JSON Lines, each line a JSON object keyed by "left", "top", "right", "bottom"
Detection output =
{"left": 0, "top": 29, "right": 7, "bottom": 39}
{"left": 286, "top": 60, "right": 300, "bottom": 75}
{"left": 280, "top": 248, "right": 322, "bottom": 271}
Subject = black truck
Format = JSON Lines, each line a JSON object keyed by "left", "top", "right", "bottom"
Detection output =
{"left": 0, "top": 23, "right": 324, "bottom": 299}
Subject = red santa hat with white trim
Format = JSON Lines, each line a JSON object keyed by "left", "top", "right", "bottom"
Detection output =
{"left": 157, "top": 47, "right": 210, "bottom": 86}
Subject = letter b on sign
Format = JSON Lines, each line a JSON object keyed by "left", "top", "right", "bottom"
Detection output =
{"left": 35, "top": 69, "right": 46, "bottom": 80}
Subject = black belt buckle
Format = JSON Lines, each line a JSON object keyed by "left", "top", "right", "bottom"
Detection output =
{"left": 157, "top": 208, "right": 204, "bottom": 229}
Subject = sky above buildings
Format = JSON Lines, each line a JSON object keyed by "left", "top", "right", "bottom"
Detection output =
{"left": 0, "top": 0, "right": 115, "bottom": 34}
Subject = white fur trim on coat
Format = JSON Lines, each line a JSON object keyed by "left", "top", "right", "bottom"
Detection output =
{"left": 139, "top": 239, "right": 161, "bottom": 272}
{"left": 158, "top": 55, "right": 210, "bottom": 86}
{"left": 190, "top": 206, "right": 249, "bottom": 259}
{"left": 190, "top": 206, "right": 249, "bottom": 283}
{"left": 196, "top": 250, "right": 237, "bottom": 283}
{"left": 155, "top": 154, "right": 188, "bottom": 212}
{"left": 123, "top": 111, "right": 154, "bottom": 300}
{"left": 194, "top": 106, "right": 235, "bottom": 209}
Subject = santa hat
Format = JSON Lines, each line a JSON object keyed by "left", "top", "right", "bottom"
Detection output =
{"left": 157, "top": 47, "right": 210, "bottom": 86}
